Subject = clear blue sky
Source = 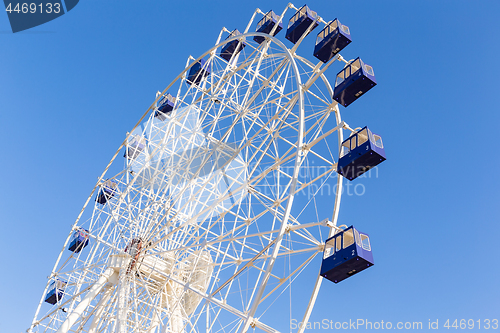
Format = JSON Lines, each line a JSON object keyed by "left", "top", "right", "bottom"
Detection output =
{"left": 1, "top": 1, "right": 499, "bottom": 332}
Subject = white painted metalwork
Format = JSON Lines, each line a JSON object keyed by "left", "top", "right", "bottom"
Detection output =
{"left": 27, "top": 4, "right": 365, "bottom": 333}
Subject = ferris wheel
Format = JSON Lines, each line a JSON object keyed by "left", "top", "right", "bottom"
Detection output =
{"left": 28, "top": 4, "right": 386, "bottom": 333}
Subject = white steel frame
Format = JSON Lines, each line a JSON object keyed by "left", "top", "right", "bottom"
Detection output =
{"left": 29, "top": 4, "right": 363, "bottom": 333}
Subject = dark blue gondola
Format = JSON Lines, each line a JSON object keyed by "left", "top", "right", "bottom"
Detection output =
{"left": 124, "top": 134, "right": 146, "bottom": 160}
{"left": 321, "top": 226, "right": 374, "bottom": 284}
{"left": 333, "top": 57, "right": 376, "bottom": 107}
{"left": 187, "top": 59, "right": 211, "bottom": 86}
{"left": 155, "top": 93, "right": 175, "bottom": 120}
{"left": 285, "top": 5, "right": 319, "bottom": 44}
{"left": 313, "top": 19, "right": 351, "bottom": 63}
{"left": 96, "top": 179, "right": 118, "bottom": 205}
{"left": 44, "top": 279, "right": 67, "bottom": 305}
{"left": 220, "top": 29, "right": 247, "bottom": 62}
{"left": 337, "top": 127, "right": 386, "bottom": 181}
{"left": 68, "top": 227, "right": 89, "bottom": 253}
{"left": 254, "top": 10, "right": 283, "bottom": 44}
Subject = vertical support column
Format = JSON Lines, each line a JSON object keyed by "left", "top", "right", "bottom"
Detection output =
{"left": 161, "top": 281, "right": 185, "bottom": 333}
{"left": 88, "top": 285, "right": 115, "bottom": 333}
{"left": 55, "top": 268, "right": 117, "bottom": 333}
{"left": 116, "top": 265, "right": 130, "bottom": 333}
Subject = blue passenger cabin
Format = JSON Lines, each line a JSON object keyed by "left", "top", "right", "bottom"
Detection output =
{"left": 68, "top": 227, "right": 89, "bottom": 253}
{"left": 96, "top": 179, "right": 118, "bottom": 205}
{"left": 333, "top": 58, "right": 376, "bottom": 107}
{"left": 155, "top": 93, "right": 175, "bottom": 120}
{"left": 187, "top": 59, "right": 211, "bottom": 86}
{"left": 124, "top": 134, "right": 146, "bottom": 160}
{"left": 337, "top": 127, "right": 386, "bottom": 181}
{"left": 44, "top": 279, "right": 67, "bottom": 305}
{"left": 321, "top": 226, "right": 373, "bottom": 284}
{"left": 254, "top": 10, "right": 283, "bottom": 44}
{"left": 313, "top": 19, "right": 351, "bottom": 63}
{"left": 220, "top": 29, "right": 247, "bottom": 61}
{"left": 285, "top": 5, "right": 319, "bottom": 44}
